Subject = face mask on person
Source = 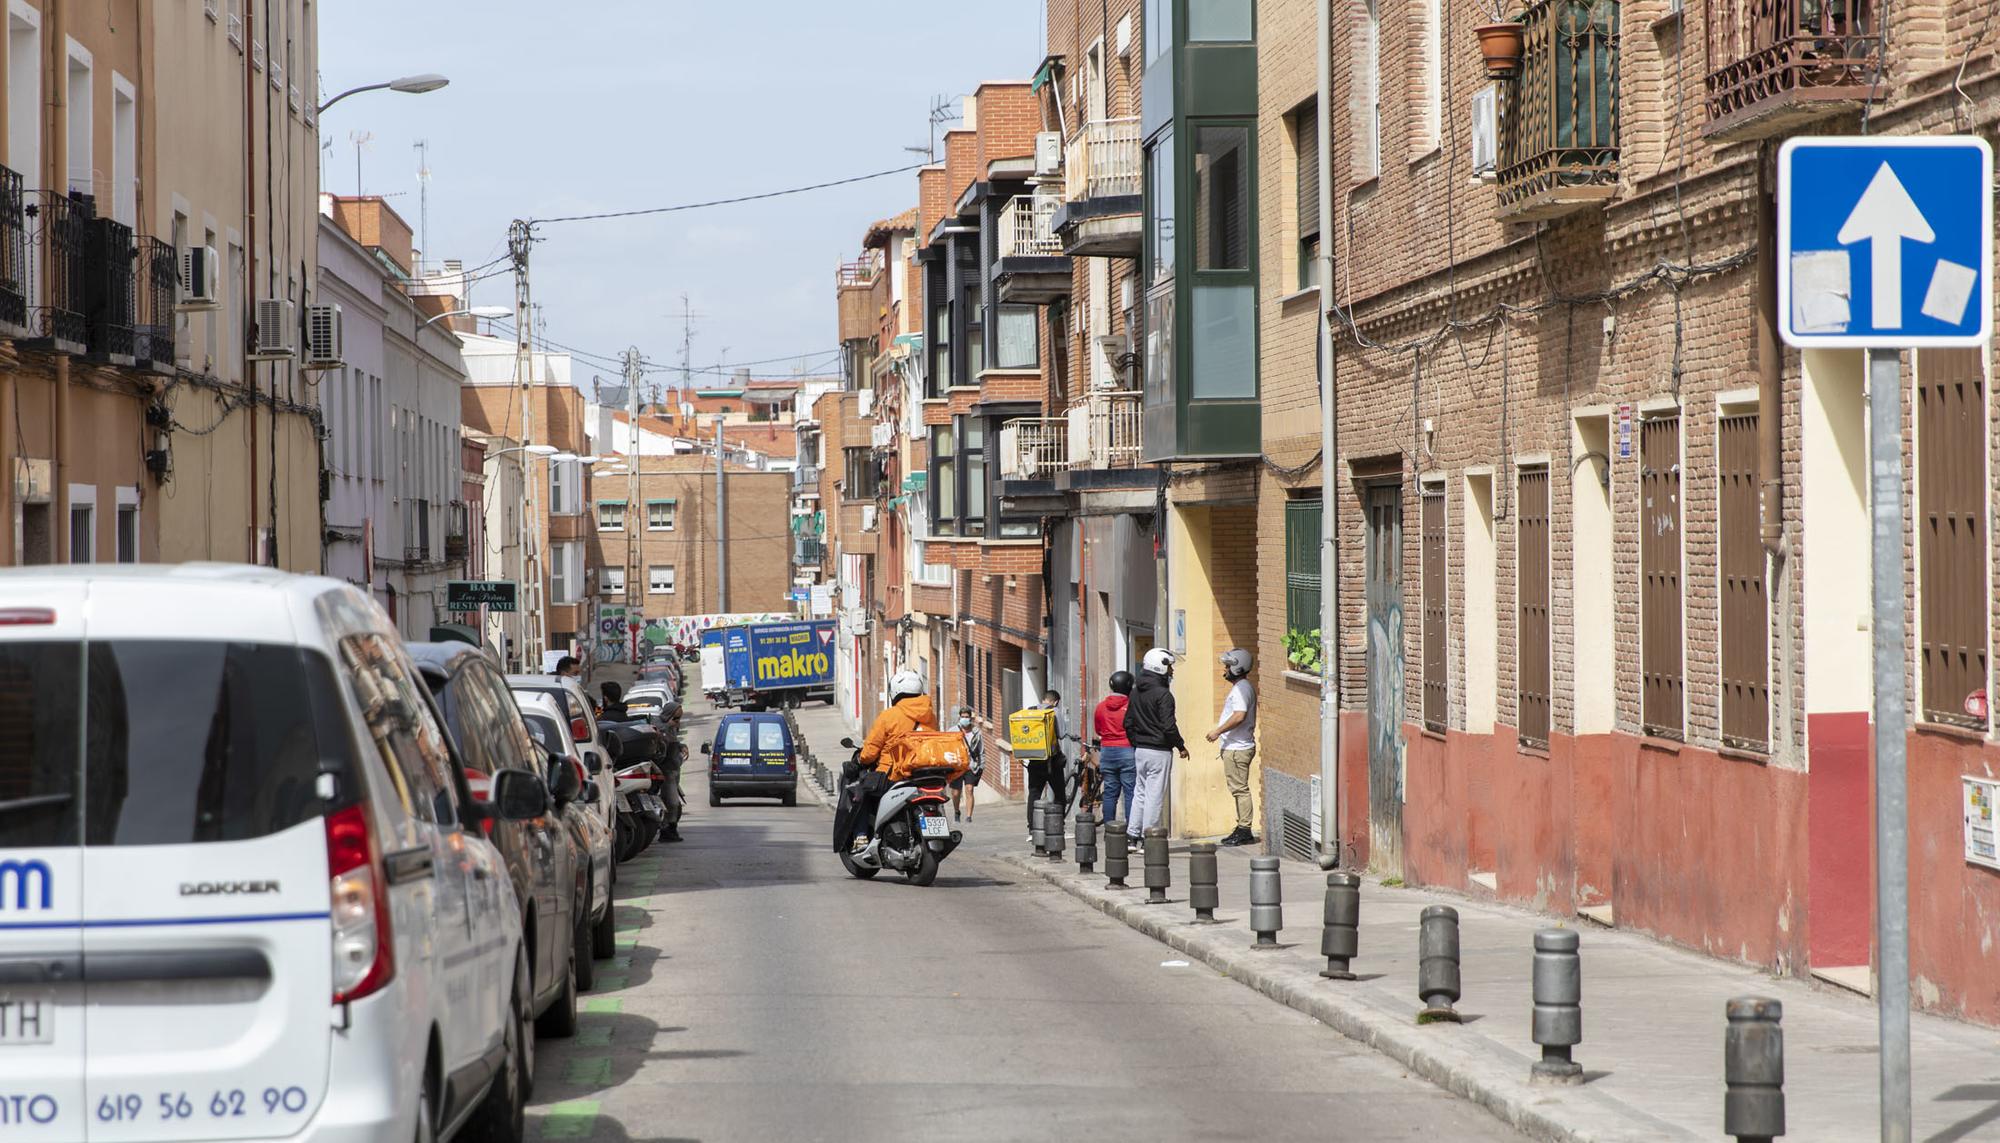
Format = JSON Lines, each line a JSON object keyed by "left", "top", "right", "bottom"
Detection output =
{"left": 958, "top": 717, "right": 971, "bottom": 730}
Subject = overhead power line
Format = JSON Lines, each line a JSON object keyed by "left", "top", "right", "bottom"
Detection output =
{"left": 528, "top": 163, "right": 928, "bottom": 226}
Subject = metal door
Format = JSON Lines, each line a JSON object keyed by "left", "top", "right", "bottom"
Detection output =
{"left": 1364, "top": 484, "right": 1405, "bottom": 875}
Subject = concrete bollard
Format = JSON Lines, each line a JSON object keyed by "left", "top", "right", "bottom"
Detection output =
{"left": 1530, "top": 929, "right": 1584, "bottom": 1083}
{"left": 1248, "top": 856, "right": 1283, "bottom": 947}
{"left": 1103, "top": 818, "right": 1131, "bottom": 889}
{"left": 1188, "top": 843, "right": 1219, "bottom": 922}
{"left": 1142, "top": 828, "right": 1170, "bottom": 904}
{"left": 1724, "top": 997, "right": 1785, "bottom": 1143}
{"left": 1416, "top": 905, "right": 1463, "bottom": 1023}
{"left": 1043, "top": 798, "right": 1066, "bottom": 862}
{"left": 1031, "top": 799, "right": 1048, "bottom": 856}
{"left": 1319, "top": 872, "right": 1360, "bottom": 979}
{"left": 1074, "top": 811, "right": 1098, "bottom": 873}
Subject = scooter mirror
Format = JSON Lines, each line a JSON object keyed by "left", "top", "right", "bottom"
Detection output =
{"left": 839, "top": 736, "right": 857, "bottom": 750}
{"left": 699, "top": 742, "right": 711, "bottom": 755}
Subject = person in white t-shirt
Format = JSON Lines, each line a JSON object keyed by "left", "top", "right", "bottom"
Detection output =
{"left": 1206, "top": 648, "right": 1259, "bottom": 847}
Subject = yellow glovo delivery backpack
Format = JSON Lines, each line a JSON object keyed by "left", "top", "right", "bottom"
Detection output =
{"left": 1008, "top": 707, "right": 1055, "bottom": 762}
{"left": 887, "top": 730, "right": 973, "bottom": 782}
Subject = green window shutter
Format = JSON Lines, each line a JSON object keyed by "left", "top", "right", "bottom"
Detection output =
{"left": 1285, "top": 499, "right": 1322, "bottom": 637}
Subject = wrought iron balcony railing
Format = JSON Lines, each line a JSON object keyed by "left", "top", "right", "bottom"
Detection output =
{"left": 0, "top": 166, "right": 25, "bottom": 335}
{"left": 84, "top": 215, "right": 136, "bottom": 363}
{"left": 1498, "top": 0, "right": 1620, "bottom": 221}
{"left": 134, "top": 235, "right": 177, "bottom": 370}
{"left": 1063, "top": 118, "right": 1142, "bottom": 202}
{"left": 998, "top": 193, "right": 1062, "bottom": 259}
{"left": 24, "top": 191, "right": 89, "bottom": 352}
{"left": 1703, "top": 0, "right": 1879, "bottom": 137}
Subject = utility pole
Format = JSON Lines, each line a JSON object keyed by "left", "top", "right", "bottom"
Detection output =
{"left": 715, "top": 417, "right": 729, "bottom": 613}
{"left": 510, "top": 219, "right": 542, "bottom": 671}
{"left": 624, "top": 347, "right": 643, "bottom": 661}
{"left": 413, "top": 140, "right": 431, "bottom": 274}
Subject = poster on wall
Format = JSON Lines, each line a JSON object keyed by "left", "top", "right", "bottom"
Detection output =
{"left": 811, "top": 583, "right": 834, "bottom": 617}
{"left": 1966, "top": 776, "right": 1999, "bottom": 871}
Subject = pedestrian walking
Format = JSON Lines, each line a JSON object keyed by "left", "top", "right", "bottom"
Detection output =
{"left": 1093, "top": 671, "right": 1137, "bottom": 826}
{"left": 949, "top": 707, "right": 984, "bottom": 822}
{"left": 1207, "top": 648, "right": 1259, "bottom": 846}
{"left": 1123, "top": 649, "right": 1188, "bottom": 845}
{"left": 1024, "top": 690, "right": 1070, "bottom": 840}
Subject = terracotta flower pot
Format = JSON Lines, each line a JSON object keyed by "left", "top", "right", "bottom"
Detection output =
{"left": 1476, "top": 21, "right": 1525, "bottom": 78}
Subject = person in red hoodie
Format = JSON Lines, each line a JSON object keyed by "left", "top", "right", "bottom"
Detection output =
{"left": 1092, "top": 671, "right": 1137, "bottom": 826}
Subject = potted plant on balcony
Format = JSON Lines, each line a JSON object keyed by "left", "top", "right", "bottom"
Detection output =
{"left": 1476, "top": 5, "right": 1526, "bottom": 79}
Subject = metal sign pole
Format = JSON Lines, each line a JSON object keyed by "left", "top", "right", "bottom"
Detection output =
{"left": 1867, "top": 346, "right": 1910, "bottom": 1143}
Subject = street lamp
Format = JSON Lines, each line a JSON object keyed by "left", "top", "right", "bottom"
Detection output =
{"left": 486, "top": 443, "right": 558, "bottom": 460}
{"left": 318, "top": 73, "right": 450, "bottom": 115}
{"left": 421, "top": 305, "right": 511, "bottom": 331}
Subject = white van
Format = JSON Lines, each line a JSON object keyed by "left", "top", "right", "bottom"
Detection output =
{"left": 0, "top": 566, "right": 538, "bottom": 1142}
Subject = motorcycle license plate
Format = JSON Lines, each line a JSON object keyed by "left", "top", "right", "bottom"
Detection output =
{"left": 918, "top": 815, "right": 950, "bottom": 839}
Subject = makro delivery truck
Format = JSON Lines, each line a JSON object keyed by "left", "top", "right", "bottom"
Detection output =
{"left": 717, "top": 620, "right": 837, "bottom": 709}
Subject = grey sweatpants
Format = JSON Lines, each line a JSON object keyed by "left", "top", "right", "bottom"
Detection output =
{"left": 1127, "top": 747, "right": 1173, "bottom": 839}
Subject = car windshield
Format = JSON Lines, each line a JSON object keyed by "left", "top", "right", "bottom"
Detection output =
{"left": 757, "top": 722, "right": 786, "bottom": 752}
{"left": 719, "top": 721, "right": 753, "bottom": 751}
{"left": 523, "top": 713, "right": 566, "bottom": 756}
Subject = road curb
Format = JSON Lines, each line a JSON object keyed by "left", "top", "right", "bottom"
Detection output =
{"left": 998, "top": 852, "right": 1701, "bottom": 1143}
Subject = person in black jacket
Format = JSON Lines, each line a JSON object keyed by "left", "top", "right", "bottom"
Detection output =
{"left": 1123, "top": 648, "right": 1188, "bottom": 845}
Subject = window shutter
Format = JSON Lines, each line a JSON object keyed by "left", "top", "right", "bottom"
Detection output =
{"left": 1349, "top": 0, "right": 1379, "bottom": 181}
{"left": 1296, "top": 106, "right": 1320, "bottom": 241}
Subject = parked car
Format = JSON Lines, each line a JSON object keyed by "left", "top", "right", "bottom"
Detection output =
{"left": 0, "top": 566, "right": 535, "bottom": 1142}
{"left": 507, "top": 674, "right": 613, "bottom": 789}
{"left": 517, "top": 692, "right": 617, "bottom": 970}
{"left": 702, "top": 712, "right": 799, "bottom": 806}
{"left": 410, "top": 643, "right": 588, "bottom": 1041}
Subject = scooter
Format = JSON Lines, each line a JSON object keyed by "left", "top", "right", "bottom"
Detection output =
{"left": 835, "top": 738, "right": 963, "bottom": 887}
{"left": 613, "top": 761, "right": 667, "bottom": 861}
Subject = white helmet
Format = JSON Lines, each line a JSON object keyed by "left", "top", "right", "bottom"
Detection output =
{"left": 1141, "top": 648, "right": 1177, "bottom": 676}
{"left": 1220, "top": 648, "right": 1253, "bottom": 677}
{"left": 889, "top": 670, "right": 924, "bottom": 701}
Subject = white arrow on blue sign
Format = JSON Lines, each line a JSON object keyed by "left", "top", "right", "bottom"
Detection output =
{"left": 1777, "top": 136, "right": 1993, "bottom": 349}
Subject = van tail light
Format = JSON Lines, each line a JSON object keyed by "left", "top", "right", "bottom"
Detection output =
{"left": 570, "top": 717, "right": 589, "bottom": 741}
{"left": 462, "top": 769, "right": 496, "bottom": 836}
{"left": 326, "top": 803, "right": 395, "bottom": 1004}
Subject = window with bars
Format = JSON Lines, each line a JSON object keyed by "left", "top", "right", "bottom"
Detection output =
{"left": 1640, "top": 415, "right": 1684, "bottom": 738}
{"left": 1917, "top": 348, "right": 1989, "bottom": 728}
{"left": 1718, "top": 412, "right": 1768, "bottom": 750}
{"left": 1285, "top": 498, "right": 1323, "bottom": 673}
{"left": 1517, "top": 468, "right": 1551, "bottom": 746}
{"left": 1421, "top": 484, "right": 1447, "bottom": 732}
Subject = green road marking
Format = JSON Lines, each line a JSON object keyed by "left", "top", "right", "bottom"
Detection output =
{"left": 565, "top": 1056, "right": 614, "bottom": 1086}
{"left": 581, "top": 997, "right": 623, "bottom": 1015}
{"left": 609, "top": 955, "right": 632, "bottom": 970}
{"left": 595, "top": 973, "right": 628, "bottom": 991}
{"left": 538, "top": 1099, "right": 600, "bottom": 1139}
{"left": 574, "top": 1024, "right": 613, "bottom": 1048}
{"left": 614, "top": 932, "right": 639, "bottom": 949}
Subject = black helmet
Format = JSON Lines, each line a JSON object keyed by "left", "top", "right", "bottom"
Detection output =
{"left": 1109, "top": 671, "right": 1135, "bottom": 695}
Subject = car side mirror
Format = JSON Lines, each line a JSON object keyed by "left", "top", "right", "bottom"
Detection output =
{"left": 492, "top": 769, "right": 550, "bottom": 821}
{"left": 547, "top": 753, "right": 583, "bottom": 804}
{"left": 583, "top": 779, "right": 601, "bottom": 805}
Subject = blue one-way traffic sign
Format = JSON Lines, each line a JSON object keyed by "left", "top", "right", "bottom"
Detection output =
{"left": 1777, "top": 136, "right": 1992, "bottom": 348}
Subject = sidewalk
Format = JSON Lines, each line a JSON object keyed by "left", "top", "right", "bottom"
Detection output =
{"left": 784, "top": 707, "right": 2000, "bottom": 1142}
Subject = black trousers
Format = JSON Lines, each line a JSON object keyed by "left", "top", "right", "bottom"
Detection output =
{"left": 833, "top": 765, "right": 888, "bottom": 851}
{"left": 1025, "top": 755, "right": 1067, "bottom": 828}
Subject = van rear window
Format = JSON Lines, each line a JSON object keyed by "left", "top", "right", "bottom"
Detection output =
{"left": 0, "top": 643, "right": 83, "bottom": 848}
{"left": 82, "top": 642, "right": 351, "bottom": 847}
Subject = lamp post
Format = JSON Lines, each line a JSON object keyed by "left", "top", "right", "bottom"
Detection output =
{"left": 317, "top": 73, "right": 450, "bottom": 115}
{"left": 420, "top": 305, "right": 510, "bottom": 332}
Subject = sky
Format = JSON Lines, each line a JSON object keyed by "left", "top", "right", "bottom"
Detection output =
{"left": 318, "top": 0, "right": 1042, "bottom": 395}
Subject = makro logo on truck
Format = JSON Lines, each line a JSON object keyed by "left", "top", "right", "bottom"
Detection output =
{"left": 753, "top": 628, "right": 831, "bottom": 683}
{"left": 0, "top": 858, "right": 52, "bottom": 911}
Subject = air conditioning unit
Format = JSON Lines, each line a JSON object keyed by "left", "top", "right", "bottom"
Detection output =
{"left": 1034, "top": 131, "right": 1063, "bottom": 177}
{"left": 1470, "top": 84, "right": 1499, "bottom": 180}
{"left": 179, "top": 245, "right": 220, "bottom": 311}
{"left": 252, "top": 298, "right": 296, "bottom": 359}
{"left": 861, "top": 504, "right": 879, "bottom": 532}
{"left": 304, "top": 303, "right": 343, "bottom": 367}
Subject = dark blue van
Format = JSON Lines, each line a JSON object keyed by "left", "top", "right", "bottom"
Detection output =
{"left": 702, "top": 713, "right": 797, "bottom": 806}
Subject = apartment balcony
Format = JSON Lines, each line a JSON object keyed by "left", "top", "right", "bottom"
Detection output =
{"left": 791, "top": 463, "right": 821, "bottom": 493}
{"left": 1055, "top": 389, "right": 1155, "bottom": 500}
{"left": 83, "top": 216, "right": 137, "bottom": 366}
{"left": 133, "top": 236, "right": 177, "bottom": 372}
{"left": 1497, "top": 0, "right": 1620, "bottom": 223}
{"left": 794, "top": 537, "right": 827, "bottom": 566}
{"left": 994, "top": 192, "right": 1069, "bottom": 305}
{"left": 996, "top": 416, "right": 1068, "bottom": 513}
{"left": 1703, "top": 0, "right": 1880, "bottom": 139}
{"left": 1053, "top": 118, "right": 1142, "bottom": 258}
{"left": 23, "top": 191, "right": 89, "bottom": 355}
{"left": 0, "top": 166, "right": 27, "bottom": 338}
{"left": 836, "top": 251, "right": 883, "bottom": 343}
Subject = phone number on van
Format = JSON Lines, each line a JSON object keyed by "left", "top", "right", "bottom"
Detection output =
{"left": 95, "top": 1086, "right": 310, "bottom": 1123}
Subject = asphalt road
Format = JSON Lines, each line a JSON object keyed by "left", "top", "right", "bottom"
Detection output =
{"left": 526, "top": 694, "right": 1523, "bottom": 1142}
